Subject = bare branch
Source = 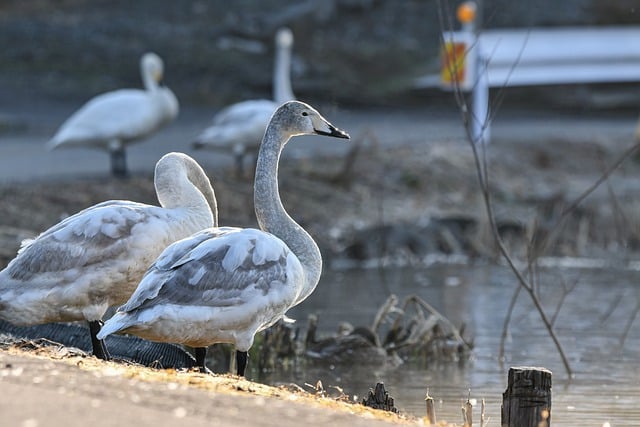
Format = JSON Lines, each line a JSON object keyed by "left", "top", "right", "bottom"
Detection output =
{"left": 436, "top": 0, "right": 572, "bottom": 376}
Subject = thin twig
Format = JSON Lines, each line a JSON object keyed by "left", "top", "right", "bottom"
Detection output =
{"left": 498, "top": 284, "right": 521, "bottom": 361}
{"left": 437, "top": 0, "right": 572, "bottom": 376}
{"left": 619, "top": 299, "right": 639, "bottom": 348}
{"left": 531, "top": 140, "right": 640, "bottom": 259}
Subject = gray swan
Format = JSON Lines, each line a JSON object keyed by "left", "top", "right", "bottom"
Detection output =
{"left": 0, "top": 152, "right": 216, "bottom": 360}
{"left": 98, "top": 101, "right": 349, "bottom": 376}
{"left": 47, "top": 52, "right": 179, "bottom": 178}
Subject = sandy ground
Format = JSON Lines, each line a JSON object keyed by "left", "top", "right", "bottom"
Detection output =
{"left": 0, "top": 344, "right": 419, "bottom": 427}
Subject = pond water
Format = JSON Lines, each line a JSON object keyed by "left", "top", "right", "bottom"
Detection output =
{"left": 256, "top": 259, "right": 640, "bottom": 426}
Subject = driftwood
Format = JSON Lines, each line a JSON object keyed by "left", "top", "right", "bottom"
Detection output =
{"left": 301, "top": 293, "right": 471, "bottom": 367}
{"left": 374, "top": 294, "right": 473, "bottom": 361}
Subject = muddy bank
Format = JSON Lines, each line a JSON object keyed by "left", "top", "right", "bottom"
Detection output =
{"left": 2, "top": 126, "right": 640, "bottom": 270}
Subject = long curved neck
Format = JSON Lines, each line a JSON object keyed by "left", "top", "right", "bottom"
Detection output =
{"left": 154, "top": 157, "right": 215, "bottom": 228}
{"left": 254, "top": 124, "right": 321, "bottom": 300}
{"left": 142, "top": 65, "right": 159, "bottom": 92}
{"left": 273, "top": 40, "right": 294, "bottom": 104}
{"left": 189, "top": 170, "right": 218, "bottom": 227}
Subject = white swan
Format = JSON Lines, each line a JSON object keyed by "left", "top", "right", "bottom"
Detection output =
{"left": 192, "top": 28, "right": 295, "bottom": 176}
{"left": 0, "top": 152, "right": 216, "bottom": 360}
{"left": 98, "top": 101, "right": 349, "bottom": 376}
{"left": 47, "top": 52, "right": 179, "bottom": 178}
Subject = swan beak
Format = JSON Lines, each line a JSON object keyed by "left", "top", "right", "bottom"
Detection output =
{"left": 315, "top": 124, "right": 350, "bottom": 140}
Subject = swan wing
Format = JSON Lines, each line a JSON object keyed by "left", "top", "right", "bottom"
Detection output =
{"left": 211, "top": 100, "right": 277, "bottom": 126}
{"left": 5, "top": 201, "right": 168, "bottom": 282}
{"left": 119, "top": 227, "right": 303, "bottom": 313}
{"left": 193, "top": 100, "right": 277, "bottom": 149}
{"left": 48, "top": 89, "right": 172, "bottom": 148}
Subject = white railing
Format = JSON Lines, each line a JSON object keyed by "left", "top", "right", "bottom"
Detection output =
{"left": 427, "top": 3, "right": 640, "bottom": 144}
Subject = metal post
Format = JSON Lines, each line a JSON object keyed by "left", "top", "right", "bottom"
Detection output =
{"left": 456, "top": 1, "right": 490, "bottom": 144}
{"left": 472, "top": 53, "right": 490, "bottom": 144}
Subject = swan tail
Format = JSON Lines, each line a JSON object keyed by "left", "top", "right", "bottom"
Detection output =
{"left": 96, "top": 312, "right": 133, "bottom": 340}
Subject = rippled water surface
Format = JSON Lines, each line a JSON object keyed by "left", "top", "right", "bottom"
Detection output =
{"left": 258, "top": 260, "right": 640, "bottom": 426}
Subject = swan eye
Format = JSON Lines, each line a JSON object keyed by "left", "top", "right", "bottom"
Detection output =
{"left": 301, "top": 112, "right": 308, "bottom": 116}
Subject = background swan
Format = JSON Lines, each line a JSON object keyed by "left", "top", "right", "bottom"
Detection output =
{"left": 192, "top": 28, "right": 295, "bottom": 176}
{"left": 98, "top": 101, "right": 349, "bottom": 376}
{"left": 0, "top": 152, "right": 216, "bottom": 360}
{"left": 47, "top": 52, "right": 179, "bottom": 178}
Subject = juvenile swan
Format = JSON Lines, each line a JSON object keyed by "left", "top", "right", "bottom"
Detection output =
{"left": 192, "top": 28, "right": 295, "bottom": 176}
{"left": 48, "top": 52, "right": 179, "bottom": 177}
{"left": 98, "top": 101, "right": 349, "bottom": 375}
{"left": 0, "top": 152, "right": 216, "bottom": 360}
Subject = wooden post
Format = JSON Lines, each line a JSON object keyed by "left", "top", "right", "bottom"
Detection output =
{"left": 424, "top": 389, "right": 436, "bottom": 425}
{"left": 463, "top": 397, "right": 473, "bottom": 426}
{"left": 501, "top": 366, "right": 552, "bottom": 427}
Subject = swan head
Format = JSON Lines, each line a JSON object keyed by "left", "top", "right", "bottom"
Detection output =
{"left": 141, "top": 52, "right": 165, "bottom": 84}
{"left": 275, "top": 27, "right": 294, "bottom": 49}
{"left": 272, "top": 101, "right": 350, "bottom": 140}
{"left": 154, "top": 152, "right": 217, "bottom": 224}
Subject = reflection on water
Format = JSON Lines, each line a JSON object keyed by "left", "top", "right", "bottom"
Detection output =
{"left": 257, "top": 261, "right": 640, "bottom": 426}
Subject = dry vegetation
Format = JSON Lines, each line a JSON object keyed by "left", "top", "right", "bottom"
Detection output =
{"left": 1, "top": 342, "right": 426, "bottom": 426}
{"left": 2, "top": 131, "right": 640, "bottom": 270}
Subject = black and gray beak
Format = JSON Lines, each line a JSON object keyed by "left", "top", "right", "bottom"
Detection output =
{"left": 315, "top": 124, "right": 350, "bottom": 139}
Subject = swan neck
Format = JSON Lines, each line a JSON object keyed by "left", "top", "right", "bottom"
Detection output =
{"left": 273, "top": 39, "right": 294, "bottom": 104}
{"left": 154, "top": 156, "right": 215, "bottom": 227}
{"left": 254, "top": 125, "right": 321, "bottom": 297}
{"left": 195, "top": 176, "right": 218, "bottom": 227}
{"left": 142, "top": 65, "right": 159, "bottom": 92}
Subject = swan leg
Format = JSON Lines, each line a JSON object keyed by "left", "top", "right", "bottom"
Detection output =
{"left": 234, "top": 153, "right": 245, "bottom": 178}
{"left": 88, "top": 320, "right": 111, "bottom": 361}
{"left": 110, "top": 147, "right": 128, "bottom": 178}
{"left": 236, "top": 350, "right": 248, "bottom": 376}
{"left": 195, "top": 347, "right": 208, "bottom": 373}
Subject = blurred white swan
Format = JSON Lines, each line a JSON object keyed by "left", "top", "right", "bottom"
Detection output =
{"left": 98, "top": 101, "right": 349, "bottom": 376}
{"left": 192, "top": 28, "right": 295, "bottom": 176}
{"left": 47, "top": 52, "right": 179, "bottom": 178}
{"left": 0, "top": 152, "right": 216, "bottom": 360}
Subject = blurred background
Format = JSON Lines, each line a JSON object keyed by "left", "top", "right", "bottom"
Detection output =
{"left": 1, "top": 0, "right": 640, "bottom": 110}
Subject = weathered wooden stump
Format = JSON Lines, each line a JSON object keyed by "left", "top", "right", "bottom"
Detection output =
{"left": 501, "top": 366, "right": 552, "bottom": 427}
{"left": 362, "top": 382, "right": 398, "bottom": 413}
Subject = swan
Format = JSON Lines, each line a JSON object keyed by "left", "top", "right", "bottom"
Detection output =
{"left": 0, "top": 152, "right": 216, "bottom": 360}
{"left": 98, "top": 101, "right": 349, "bottom": 376}
{"left": 47, "top": 52, "right": 179, "bottom": 178}
{"left": 192, "top": 28, "right": 295, "bottom": 176}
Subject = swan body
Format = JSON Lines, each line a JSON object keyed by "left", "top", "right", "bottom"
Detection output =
{"left": 98, "top": 101, "right": 350, "bottom": 375}
{"left": 48, "top": 52, "right": 179, "bottom": 177}
{"left": 0, "top": 152, "right": 216, "bottom": 359}
{"left": 192, "top": 28, "right": 295, "bottom": 175}
{"left": 98, "top": 227, "right": 305, "bottom": 349}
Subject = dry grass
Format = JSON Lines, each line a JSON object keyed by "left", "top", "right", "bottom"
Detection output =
{"left": 2, "top": 343, "right": 423, "bottom": 425}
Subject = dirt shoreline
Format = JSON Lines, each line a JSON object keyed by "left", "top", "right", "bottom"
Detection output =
{"left": 0, "top": 344, "right": 417, "bottom": 427}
